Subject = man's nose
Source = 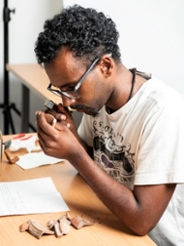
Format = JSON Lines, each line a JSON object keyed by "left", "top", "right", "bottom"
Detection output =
{"left": 61, "top": 95, "right": 76, "bottom": 107}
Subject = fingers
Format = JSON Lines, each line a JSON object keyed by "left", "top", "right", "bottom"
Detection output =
{"left": 44, "top": 103, "right": 72, "bottom": 123}
{"left": 36, "top": 111, "right": 58, "bottom": 153}
{"left": 35, "top": 111, "right": 50, "bottom": 141}
{"left": 35, "top": 110, "right": 71, "bottom": 156}
{"left": 36, "top": 111, "right": 70, "bottom": 133}
{"left": 44, "top": 108, "right": 66, "bottom": 120}
{"left": 44, "top": 113, "right": 57, "bottom": 127}
{"left": 56, "top": 104, "right": 72, "bottom": 120}
{"left": 36, "top": 111, "right": 56, "bottom": 134}
{"left": 55, "top": 122, "right": 70, "bottom": 130}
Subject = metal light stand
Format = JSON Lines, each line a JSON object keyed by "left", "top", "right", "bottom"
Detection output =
{"left": 0, "top": 0, "right": 35, "bottom": 134}
{"left": 0, "top": 0, "right": 16, "bottom": 134}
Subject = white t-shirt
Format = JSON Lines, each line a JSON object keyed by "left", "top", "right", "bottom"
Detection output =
{"left": 78, "top": 77, "right": 184, "bottom": 245}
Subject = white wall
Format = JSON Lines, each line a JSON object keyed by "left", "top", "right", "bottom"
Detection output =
{"left": 9, "top": 0, "right": 63, "bottom": 64}
{"left": 64, "top": 0, "right": 184, "bottom": 95}
{"left": 0, "top": 0, "right": 63, "bottom": 133}
{"left": 1, "top": 0, "right": 184, "bottom": 133}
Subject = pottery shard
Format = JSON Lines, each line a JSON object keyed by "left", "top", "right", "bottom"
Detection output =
{"left": 19, "top": 222, "right": 29, "bottom": 232}
{"left": 27, "top": 219, "right": 54, "bottom": 239}
{"left": 58, "top": 214, "right": 71, "bottom": 235}
{"left": 4, "top": 149, "right": 19, "bottom": 164}
{"left": 70, "top": 215, "right": 95, "bottom": 229}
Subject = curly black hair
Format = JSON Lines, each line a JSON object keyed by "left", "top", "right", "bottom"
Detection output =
{"left": 35, "top": 5, "right": 121, "bottom": 66}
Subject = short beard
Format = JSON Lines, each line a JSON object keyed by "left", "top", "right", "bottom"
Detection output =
{"left": 70, "top": 104, "right": 99, "bottom": 117}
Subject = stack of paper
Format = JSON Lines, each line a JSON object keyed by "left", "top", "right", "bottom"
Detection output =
{"left": 0, "top": 177, "right": 69, "bottom": 216}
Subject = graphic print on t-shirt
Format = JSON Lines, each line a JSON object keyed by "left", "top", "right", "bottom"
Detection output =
{"left": 93, "top": 121, "right": 135, "bottom": 189}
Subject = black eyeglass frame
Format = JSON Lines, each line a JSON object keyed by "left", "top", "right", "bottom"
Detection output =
{"left": 47, "top": 56, "right": 101, "bottom": 100}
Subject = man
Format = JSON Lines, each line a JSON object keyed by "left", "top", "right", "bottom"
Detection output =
{"left": 35, "top": 5, "right": 184, "bottom": 245}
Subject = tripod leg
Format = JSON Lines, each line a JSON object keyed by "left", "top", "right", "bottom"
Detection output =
{"left": 5, "top": 106, "right": 16, "bottom": 134}
{"left": 21, "top": 85, "right": 30, "bottom": 132}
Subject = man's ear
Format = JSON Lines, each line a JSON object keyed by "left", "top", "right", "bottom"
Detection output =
{"left": 99, "top": 55, "right": 113, "bottom": 78}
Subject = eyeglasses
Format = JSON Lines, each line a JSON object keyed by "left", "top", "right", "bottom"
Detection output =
{"left": 47, "top": 57, "right": 101, "bottom": 100}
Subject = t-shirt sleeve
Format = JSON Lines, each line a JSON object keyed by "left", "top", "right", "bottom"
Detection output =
{"left": 134, "top": 102, "right": 184, "bottom": 185}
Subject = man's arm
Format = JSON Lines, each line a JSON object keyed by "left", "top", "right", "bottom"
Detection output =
{"left": 36, "top": 111, "right": 176, "bottom": 235}
{"left": 68, "top": 147, "right": 176, "bottom": 235}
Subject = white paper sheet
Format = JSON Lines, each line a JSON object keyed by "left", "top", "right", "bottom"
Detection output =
{"left": 0, "top": 177, "right": 69, "bottom": 216}
{"left": 16, "top": 152, "right": 64, "bottom": 169}
{"left": 9, "top": 135, "right": 41, "bottom": 152}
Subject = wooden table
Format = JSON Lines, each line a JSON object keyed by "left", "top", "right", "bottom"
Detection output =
{"left": 6, "top": 63, "right": 61, "bottom": 132}
{"left": 0, "top": 134, "right": 156, "bottom": 246}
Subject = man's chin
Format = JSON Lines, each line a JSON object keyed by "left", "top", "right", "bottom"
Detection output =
{"left": 71, "top": 105, "right": 99, "bottom": 116}
{"left": 78, "top": 109, "right": 98, "bottom": 117}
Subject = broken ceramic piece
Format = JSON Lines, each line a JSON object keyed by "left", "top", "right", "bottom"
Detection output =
{"left": 4, "top": 149, "right": 19, "bottom": 164}
{"left": 70, "top": 215, "right": 95, "bottom": 229}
